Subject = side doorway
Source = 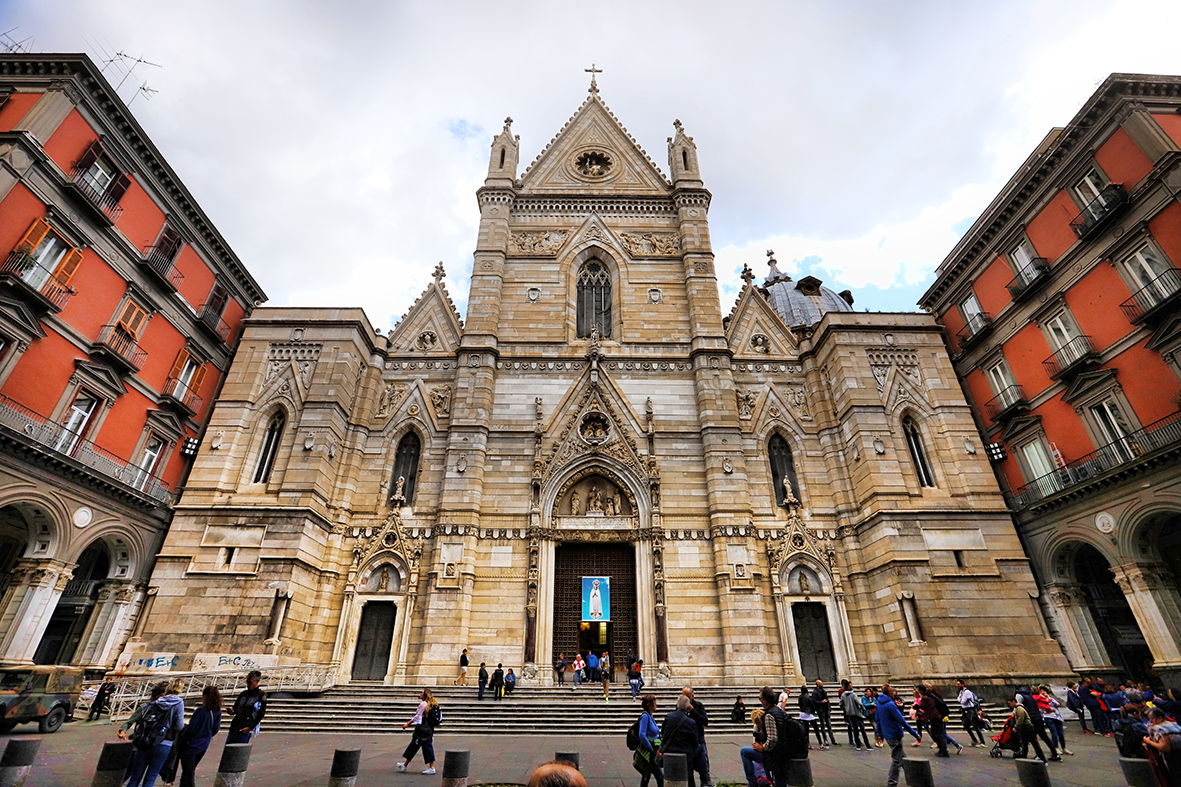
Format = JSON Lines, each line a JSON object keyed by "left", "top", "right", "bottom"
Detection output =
{"left": 351, "top": 601, "right": 396, "bottom": 682}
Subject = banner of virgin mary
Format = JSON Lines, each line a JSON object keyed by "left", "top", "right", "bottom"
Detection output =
{"left": 581, "top": 576, "right": 610, "bottom": 622}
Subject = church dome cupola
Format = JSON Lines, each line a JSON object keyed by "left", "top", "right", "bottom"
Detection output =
{"left": 761, "top": 252, "right": 855, "bottom": 328}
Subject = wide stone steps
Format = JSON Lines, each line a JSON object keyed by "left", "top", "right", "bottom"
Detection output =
{"left": 262, "top": 684, "right": 1011, "bottom": 735}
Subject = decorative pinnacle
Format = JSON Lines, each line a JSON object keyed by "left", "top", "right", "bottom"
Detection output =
{"left": 503, "top": 117, "right": 513, "bottom": 133}
{"left": 766, "top": 249, "right": 776, "bottom": 265}
{"left": 585, "top": 63, "right": 602, "bottom": 94}
{"left": 433, "top": 262, "right": 445, "bottom": 283}
{"left": 673, "top": 119, "right": 683, "bottom": 132}
{"left": 741, "top": 264, "right": 754, "bottom": 285}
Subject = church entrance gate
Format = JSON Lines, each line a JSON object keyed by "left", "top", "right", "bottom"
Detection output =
{"left": 552, "top": 542, "right": 636, "bottom": 674}
{"left": 792, "top": 602, "right": 837, "bottom": 682}
{"left": 352, "top": 601, "right": 396, "bottom": 681}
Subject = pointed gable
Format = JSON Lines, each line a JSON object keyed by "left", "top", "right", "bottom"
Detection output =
{"left": 387, "top": 264, "right": 464, "bottom": 355}
{"left": 518, "top": 95, "right": 671, "bottom": 196}
{"left": 725, "top": 277, "right": 800, "bottom": 358}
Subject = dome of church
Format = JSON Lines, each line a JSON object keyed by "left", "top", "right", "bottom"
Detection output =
{"left": 761, "top": 257, "right": 854, "bottom": 328}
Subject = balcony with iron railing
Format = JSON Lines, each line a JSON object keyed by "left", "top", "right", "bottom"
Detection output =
{"left": 161, "top": 376, "right": 203, "bottom": 415}
{"left": 1069, "top": 184, "right": 1128, "bottom": 240}
{"left": 0, "top": 392, "right": 172, "bottom": 505}
{"left": 94, "top": 324, "right": 147, "bottom": 373}
{"left": 956, "top": 312, "right": 992, "bottom": 352}
{"left": 984, "top": 385, "right": 1029, "bottom": 422}
{"left": 60, "top": 578, "right": 100, "bottom": 601}
{"left": 0, "top": 251, "right": 77, "bottom": 311}
{"left": 1042, "top": 335, "right": 1098, "bottom": 380}
{"left": 141, "top": 245, "right": 185, "bottom": 292}
{"left": 1120, "top": 267, "right": 1181, "bottom": 325}
{"left": 66, "top": 167, "right": 125, "bottom": 223}
{"left": 197, "top": 302, "right": 232, "bottom": 343}
{"left": 1006, "top": 257, "right": 1051, "bottom": 302}
{"left": 1013, "top": 410, "right": 1181, "bottom": 508}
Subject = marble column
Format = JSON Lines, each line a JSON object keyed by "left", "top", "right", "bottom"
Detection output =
{"left": 74, "top": 581, "right": 137, "bottom": 669}
{"left": 1043, "top": 582, "right": 1117, "bottom": 672}
{"left": 1112, "top": 563, "right": 1181, "bottom": 670}
{"left": 0, "top": 559, "right": 73, "bottom": 666}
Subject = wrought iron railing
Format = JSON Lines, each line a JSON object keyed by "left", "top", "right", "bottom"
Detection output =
{"left": 984, "top": 385, "right": 1027, "bottom": 421}
{"left": 162, "top": 377, "right": 203, "bottom": 413}
{"left": 142, "top": 246, "right": 185, "bottom": 290}
{"left": 96, "top": 324, "right": 148, "bottom": 371}
{"left": 1069, "top": 183, "right": 1128, "bottom": 239}
{"left": 198, "top": 302, "right": 232, "bottom": 342}
{"left": 957, "top": 312, "right": 991, "bottom": 350}
{"left": 1006, "top": 258, "right": 1051, "bottom": 301}
{"left": 0, "top": 392, "right": 172, "bottom": 504}
{"left": 0, "top": 251, "right": 77, "bottom": 310}
{"left": 60, "top": 578, "right": 100, "bottom": 599}
{"left": 67, "top": 166, "right": 125, "bottom": 223}
{"left": 1119, "top": 267, "right": 1181, "bottom": 323}
{"left": 1042, "top": 335, "right": 1096, "bottom": 379}
{"left": 105, "top": 664, "right": 338, "bottom": 720}
{"left": 1013, "top": 410, "right": 1181, "bottom": 507}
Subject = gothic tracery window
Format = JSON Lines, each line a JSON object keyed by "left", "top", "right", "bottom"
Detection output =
{"left": 576, "top": 260, "right": 612, "bottom": 338}
{"left": 902, "top": 415, "right": 935, "bottom": 488}
{"left": 390, "top": 431, "right": 422, "bottom": 505}
{"left": 253, "top": 411, "right": 285, "bottom": 484}
{"left": 769, "top": 434, "right": 800, "bottom": 507}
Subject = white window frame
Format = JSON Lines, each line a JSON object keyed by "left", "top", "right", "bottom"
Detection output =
{"left": 130, "top": 434, "right": 166, "bottom": 490}
{"left": 55, "top": 391, "right": 98, "bottom": 454}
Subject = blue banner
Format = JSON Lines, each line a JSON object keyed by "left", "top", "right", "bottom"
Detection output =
{"left": 582, "top": 576, "right": 610, "bottom": 622}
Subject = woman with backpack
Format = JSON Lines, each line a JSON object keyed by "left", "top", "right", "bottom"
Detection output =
{"left": 125, "top": 678, "right": 185, "bottom": 787}
{"left": 797, "top": 684, "right": 824, "bottom": 749}
{"left": 396, "top": 689, "right": 440, "bottom": 775}
{"left": 632, "top": 694, "right": 663, "bottom": 787}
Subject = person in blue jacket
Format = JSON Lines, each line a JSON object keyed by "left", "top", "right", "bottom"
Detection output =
{"left": 178, "top": 686, "right": 222, "bottom": 787}
{"left": 875, "top": 685, "right": 920, "bottom": 787}
{"left": 637, "top": 694, "right": 664, "bottom": 787}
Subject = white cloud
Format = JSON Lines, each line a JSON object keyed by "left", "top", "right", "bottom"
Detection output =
{"left": 10, "top": 0, "right": 1181, "bottom": 327}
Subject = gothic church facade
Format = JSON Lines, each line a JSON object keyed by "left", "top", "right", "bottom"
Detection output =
{"left": 131, "top": 89, "right": 1071, "bottom": 686}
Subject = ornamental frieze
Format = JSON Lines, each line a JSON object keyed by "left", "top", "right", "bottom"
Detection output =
{"left": 383, "top": 360, "right": 454, "bottom": 370}
{"left": 732, "top": 362, "right": 803, "bottom": 374}
{"left": 619, "top": 231, "right": 681, "bottom": 257}
{"left": 508, "top": 230, "right": 570, "bottom": 257}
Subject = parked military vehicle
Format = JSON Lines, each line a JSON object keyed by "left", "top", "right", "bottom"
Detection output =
{"left": 0, "top": 666, "right": 84, "bottom": 733}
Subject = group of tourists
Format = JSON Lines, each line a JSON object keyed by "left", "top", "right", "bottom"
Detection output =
{"left": 111, "top": 669, "right": 267, "bottom": 787}
{"left": 473, "top": 661, "right": 516, "bottom": 699}
{"left": 552, "top": 650, "right": 616, "bottom": 700}
{"left": 630, "top": 686, "right": 718, "bottom": 787}
{"left": 1079, "top": 683, "right": 1181, "bottom": 786}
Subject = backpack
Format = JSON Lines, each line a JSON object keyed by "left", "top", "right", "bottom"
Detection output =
{"left": 1066, "top": 690, "right": 1081, "bottom": 713}
{"left": 134, "top": 701, "right": 172, "bottom": 750}
{"left": 798, "top": 693, "right": 814, "bottom": 714}
{"left": 932, "top": 694, "right": 951, "bottom": 719}
{"left": 426, "top": 704, "right": 442, "bottom": 727}
{"left": 626, "top": 719, "right": 641, "bottom": 751}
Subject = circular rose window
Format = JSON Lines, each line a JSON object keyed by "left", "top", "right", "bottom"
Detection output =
{"left": 574, "top": 150, "right": 613, "bottom": 179}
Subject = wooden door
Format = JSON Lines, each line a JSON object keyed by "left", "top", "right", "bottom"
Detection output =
{"left": 352, "top": 601, "right": 396, "bottom": 681}
{"left": 793, "top": 602, "right": 837, "bottom": 682}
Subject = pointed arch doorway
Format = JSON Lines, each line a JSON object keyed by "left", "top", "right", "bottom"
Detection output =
{"left": 552, "top": 542, "right": 637, "bottom": 675}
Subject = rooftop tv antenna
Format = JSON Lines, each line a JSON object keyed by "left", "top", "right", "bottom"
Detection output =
{"left": 128, "top": 80, "right": 159, "bottom": 107}
{"left": 84, "top": 36, "right": 163, "bottom": 105}
{"left": 0, "top": 27, "right": 34, "bottom": 53}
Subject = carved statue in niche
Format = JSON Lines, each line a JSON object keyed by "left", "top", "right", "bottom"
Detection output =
{"left": 570, "top": 492, "right": 581, "bottom": 516}
{"left": 588, "top": 486, "right": 603, "bottom": 513}
{"left": 737, "top": 390, "right": 756, "bottom": 420}
{"left": 528, "top": 584, "right": 538, "bottom": 607}
{"left": 613, "top": 492, "right": 622, "bottom": 516}
{"left": 393, "top": 476, "right": 406, "bottom": 504}
{"left": 430, "top": 386, "right": 452, "bottom": 416}
{"left": 604, "top": 495, "right": 615, "bottom": 516}
{"left": 535, "top": 397, "right": 543, "bottom": 419}
{"left": 377, "top": 383, "right": 406, "bottom": 417}
{"left": 379, "top": 568, "right": 389, "bottom": 591}
{"left": 799, "top": 572, "right": 811, "bottom": 594}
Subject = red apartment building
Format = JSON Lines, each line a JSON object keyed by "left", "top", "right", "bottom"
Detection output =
{"left": 921, "top": 73, "right": 1181, "bottom": 686}
{"left": 0, "top": 55, "right": 264, "bottom": 673}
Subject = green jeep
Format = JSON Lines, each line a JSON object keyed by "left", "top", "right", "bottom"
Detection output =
{"left": 0, "top": 666, "right": 84, "bottom": 733}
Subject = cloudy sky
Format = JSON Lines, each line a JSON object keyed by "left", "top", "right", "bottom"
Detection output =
{"left": 7, "top": 0, "right": 1181, "bottom": 328}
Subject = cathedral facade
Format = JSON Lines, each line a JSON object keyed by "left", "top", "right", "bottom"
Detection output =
{"left": 131, "top": 88, "right": 1071, "bottom": 686}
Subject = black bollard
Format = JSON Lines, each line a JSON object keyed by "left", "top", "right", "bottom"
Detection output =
{"left": 91, "top": 741, "right": 135, "bottom": 787}
{"left": 555, "top": 752, "right": 580, "bottom": 770}
{"left": 214, "top": 743, "right": 252, "bottom": 787}
{"left": 1118, "top": 757, "right": 1157, "bottom": 787}
{"left": 664, "top": 753, "right": 688, "bottom": 787}
{"left": 786, "top": 758, "right": 813, "bottom": 787}
{"left": 442, "top": 750, "right": 470, "bottom": 787}
{"left": 329, "top": 749, "right": 361, "bottom": 787}
{"left": 0, "top": 739, "right": 40, "bottom": 787}
{"left": 900, "top": 757, "right": 934, "bottom": 787}
{"left": 1015, "top": 758, "right": 1053, "bottom": 787}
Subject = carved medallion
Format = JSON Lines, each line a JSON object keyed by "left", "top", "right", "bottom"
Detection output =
{"left": 579, "top": 413, "right": 611, "bottom": 445}
{"left": 574, "top": 149, "right": 613, "bottom": 179}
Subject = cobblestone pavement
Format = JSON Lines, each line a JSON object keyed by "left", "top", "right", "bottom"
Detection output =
{"left": 2, "top": 720, "right": 1129, "bottom": 786}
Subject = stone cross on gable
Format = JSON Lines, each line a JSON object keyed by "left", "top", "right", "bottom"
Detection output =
{"left": 585, "top": 63, "right": 602, "bottom": 94}
{"left": 433, "top": 262, "right": 445, "bottom": 283}
{"left": 741, "top": 264, "right": 754, "bottom": 285}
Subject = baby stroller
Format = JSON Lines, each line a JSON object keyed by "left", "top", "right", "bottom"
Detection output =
{"left": 990, "top": 714, "right": 1021, "bottom": 759}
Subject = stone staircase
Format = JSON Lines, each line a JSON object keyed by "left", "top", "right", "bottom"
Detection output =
{"left": 263, "top": 684, "right": 1012, "bottom": 736}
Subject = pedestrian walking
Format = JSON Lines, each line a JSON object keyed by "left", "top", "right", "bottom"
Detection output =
{"left": 813, "top": 680, "right": 837, "bottom": 747}
{"left": 478, "top": 662, "right": 489, "bottom": 700}
{"left": 573, "top": 654, "right": 585, "bottom": 688}
{"left": 875, "top": 684, "right": 920, "bottom": 787}
{"left": 125, "top": 678, "right": 185, "bottom": 787}
{"left": 89, "top": 678, "right": 115, "bottom": 720}
{"left": 455, "top": 649, "right": 469, "bottom": 685}
{"left": 1010, "top": 695, "right": 1048, "bottom": 762}
{"left": 587, "top": 651, "right": 599, "bottom": 683}
{"left": 1036, "top": 685, "right": 1072, "bottom": 755}
{"left": 1066, "top": 682, "right": 1088, "bottom": 734}
{"left": 634, "top": 694, "right": 664, "bottom": 787}
{"left": 797, "top": 684, "right": 824, "bottom": 749}
{"left": 628, "top": 659, "right": 645, "bottom": 699}
{"left": 1016, "top": 685, "right": 1061, "bottom": 760}
{"left": 176, "top": 685, "right": 222, "bottom": 787}
{"left": 555, "top": 653, "right": 567, "bottom": 686}
{"left": 226, "top": 670, "right": 267, "bottom": 744}
{"left": 841, "top": 682, "right": 870, "bottom": 750}
{"left": 396, "top": 689, "right": 440, "bottom": 774}
{"left": 955, "top": 679, "right": 987, "bottom": 747}
{"left": 862, "top": 688, "right": 883, "bottom": 747}
{"left": 601, "top": 653, "right": 611, "bottom": 701}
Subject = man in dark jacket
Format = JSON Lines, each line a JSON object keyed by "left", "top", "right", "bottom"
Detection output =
{"left": 812, "top": 680, "right": 837, "bottom": 747}
{"left": 227, "top": 670, "right": 266, "bottom": 744}
{"left": 683, "top": 687, "right": 711, "bottom": 787}
{"left": 478, "top": 662, "right": 489, "bottom": 700}
{"left": 914, "top": 686, "right": 948, "bottom": 757}
{"left": 662, "top": 695, "right": 702, "bottom": 787}
{"left": 88, "top": 678, "right": 115, "bottom": 720}
{"left": 490, "top": 664, "right": 506, "bottom": 700}
{"left": 1016, "top": 685, "right": 1060, "bottom": 761}
{"left": 875, "top": 685, "right": 919, "bottom": 787}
